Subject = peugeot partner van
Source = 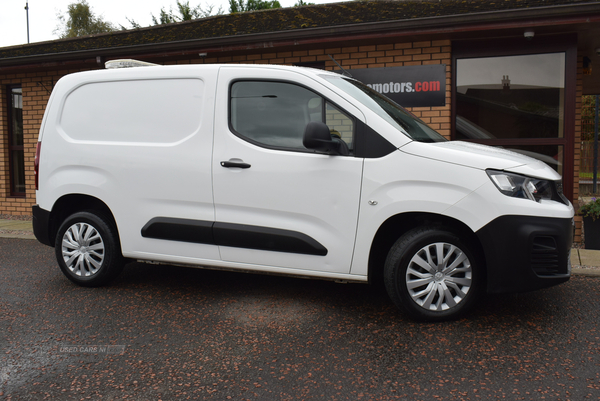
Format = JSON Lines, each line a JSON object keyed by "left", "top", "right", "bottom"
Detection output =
{"left": 33, "top": 61, "right": 574, "bottom": 321}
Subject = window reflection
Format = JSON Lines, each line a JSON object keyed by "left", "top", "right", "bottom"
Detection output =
{"left": 503, "top": 144, "right": 563, "bottom": 176}
{"left": 456, "top": 53, "right": 565, "bottom": 141}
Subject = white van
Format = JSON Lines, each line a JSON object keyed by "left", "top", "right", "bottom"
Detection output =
{"left": 33, "top": 62, "right": 574, "bottom": 321}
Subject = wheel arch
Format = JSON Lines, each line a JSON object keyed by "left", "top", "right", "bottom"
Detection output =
{"left": 368, "top": 212, "right": 487, "bottom": 287}
{"left": 48, "top": 194, "right": 117, "bottom": 247}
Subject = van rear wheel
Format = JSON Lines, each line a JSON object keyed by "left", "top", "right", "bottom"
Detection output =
{"left": 55, "top": 211, "right": 124, "bottom": 287}
{"left": 384, "top": 226, "right": 481, "bottom": 321}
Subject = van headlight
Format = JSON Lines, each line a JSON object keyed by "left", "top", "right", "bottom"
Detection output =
{"left": 486, "top": 170, "right": 568, "bottom": 204}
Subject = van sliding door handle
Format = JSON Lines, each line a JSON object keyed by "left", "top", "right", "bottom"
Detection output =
{"left": 220, "top": 161, "right": 251, "bottom": 169}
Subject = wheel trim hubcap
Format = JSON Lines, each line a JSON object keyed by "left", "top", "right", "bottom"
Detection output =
{"left": 62, "top": 223, "right": 105, "bottom": 277}
{"left": 406, "top": 242, "right": 472, "bottom": 311}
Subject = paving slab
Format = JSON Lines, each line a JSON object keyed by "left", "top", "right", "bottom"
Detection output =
{"left": 0, "top": 219, "right": 34, "bottom": 240}
{"left": 0, "top": 220, "right": 33, "bottom": 231}
{"left": 568, "top": 249, "right": 600, "bottom": 276}
{"left": 575, "top": 248, "right": 600, "bottom": 273}
{"left": 578, "top": 248, "right": 600, "bottom": 265}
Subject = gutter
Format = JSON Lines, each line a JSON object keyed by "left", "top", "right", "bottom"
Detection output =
{"left": 1, "top": 2, "right": 600, "bottom": 69}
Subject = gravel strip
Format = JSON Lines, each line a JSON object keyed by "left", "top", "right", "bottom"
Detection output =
{"left": 0, "top": 229, "right": 33, "bottom": 236}
{"left": 0, "top": 214, "right": 33, "bottom": 221}
{"left": 573, "top": 265, "right": 600, "bottom": 270}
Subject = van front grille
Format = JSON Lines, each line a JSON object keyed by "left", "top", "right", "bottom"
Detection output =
{"left": 531, "top": 236, "right": 561, "bottom": 276}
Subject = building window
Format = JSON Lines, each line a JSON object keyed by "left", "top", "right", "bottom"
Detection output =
{"left": 452, "top": 36, "right": 577, "bottom": 200}
{"left": 7, "top": 86, "right": 25, "bottom": 197}
{"left": 456, "top": 53, "right": 566, "bottom": 174}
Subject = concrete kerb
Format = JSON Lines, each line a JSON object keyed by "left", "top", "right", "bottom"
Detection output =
{"left": 1, "top": 219, "right": 599, "bottom": 276}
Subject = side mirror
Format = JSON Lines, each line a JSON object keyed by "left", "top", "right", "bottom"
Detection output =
{"left": 303, "top": 122, "right": 347, "bottom": 155}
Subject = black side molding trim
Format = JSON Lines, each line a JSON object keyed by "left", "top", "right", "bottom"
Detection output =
{"left": 214, "top": 222, "right": 328, "bottom": 256}
{"left": 141, "top": 218, "right": 328, "bottom": 256}
{"left": 141, "top": 217, "right": 214, "bottom": 245}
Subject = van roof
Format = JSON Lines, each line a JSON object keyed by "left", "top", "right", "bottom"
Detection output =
{"left": 100, "top": 60, "right": 343, "bottom": 77}
{"left": 51, "top": 63, "right": 348, "bottom": 94}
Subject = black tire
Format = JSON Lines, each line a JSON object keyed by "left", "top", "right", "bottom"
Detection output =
{"left": 55, "top": 211, "right": 124, "bottom": 287}
{"left": 384, "top": 226, "right": 482, "bottom": 322}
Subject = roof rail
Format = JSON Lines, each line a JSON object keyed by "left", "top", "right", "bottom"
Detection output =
{"left": 105, "top": 59, "right": 160, "bottom": 69}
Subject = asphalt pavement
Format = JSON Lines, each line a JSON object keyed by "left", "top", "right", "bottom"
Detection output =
{"left": 1, "top": 236, "right": 600, "bottom": 399}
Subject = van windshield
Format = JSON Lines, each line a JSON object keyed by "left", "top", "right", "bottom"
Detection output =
{"left": 321, "top": 75, "right": 447, "bottom": 143}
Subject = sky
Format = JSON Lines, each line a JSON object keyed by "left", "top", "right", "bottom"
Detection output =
{"left": 0, "top": 0, "right": 343, "bottom": 48}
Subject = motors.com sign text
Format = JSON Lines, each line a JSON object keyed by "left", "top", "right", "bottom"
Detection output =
{"left": 350, "top": 65, "right": 446, "bottom": 107}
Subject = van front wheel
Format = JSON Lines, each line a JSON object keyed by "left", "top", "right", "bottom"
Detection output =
{"left": 55, "top": 211, "right": 124, "bottom": 287}
{"left": 384, "top": 227, "right": 481, "bottom": 321}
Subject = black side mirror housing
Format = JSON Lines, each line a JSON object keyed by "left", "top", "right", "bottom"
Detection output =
{"left": 303, "top": 122, "right": 345, "bottom": 155}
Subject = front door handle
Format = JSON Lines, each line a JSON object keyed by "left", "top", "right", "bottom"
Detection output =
{"left": 221, "top": 161, "right": 251, "bottom": 169}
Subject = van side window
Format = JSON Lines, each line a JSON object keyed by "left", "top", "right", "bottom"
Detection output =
{"left": 230, "top": 81, "right": 353, "bottom": 153}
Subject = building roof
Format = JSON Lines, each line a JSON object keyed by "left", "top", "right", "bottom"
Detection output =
{"left": 1, "top": 0, "right": 600, "bottom": 65}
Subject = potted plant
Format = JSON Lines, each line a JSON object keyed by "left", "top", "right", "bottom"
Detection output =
{"left": 580, "top": 197, "right": 600, "bottom": 249}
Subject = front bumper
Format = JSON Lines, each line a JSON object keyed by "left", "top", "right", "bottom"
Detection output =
{"left": 476, "top": 215, "right": 573, "bottom": 294}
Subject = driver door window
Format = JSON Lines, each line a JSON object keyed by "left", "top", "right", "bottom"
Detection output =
{"left": 230, "top": 81, "right": 353, "bottom": 153}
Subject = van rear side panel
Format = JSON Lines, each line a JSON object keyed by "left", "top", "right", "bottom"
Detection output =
{"left": 59, "top": 78, "right": 204, "bottom": 145}
{"left": 38, "top": 67, "right": 220, "bottom": 261}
